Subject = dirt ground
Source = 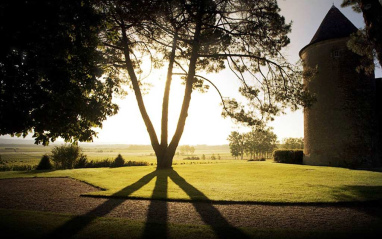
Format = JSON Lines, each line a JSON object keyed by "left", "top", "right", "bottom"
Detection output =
{"left": 0, "top": 177, "right": 381, "bottom": 234}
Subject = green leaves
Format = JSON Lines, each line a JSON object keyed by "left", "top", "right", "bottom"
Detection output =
{"left": 0, "top": 0, "right": 120, "bottom": 145}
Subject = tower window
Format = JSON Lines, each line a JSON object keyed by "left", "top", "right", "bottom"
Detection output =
{"left": 332, "top": 50, "right": 340, "bottom": 58}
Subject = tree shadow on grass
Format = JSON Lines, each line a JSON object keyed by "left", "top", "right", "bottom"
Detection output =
{"left": 47, "top": 169, "right": 249, "bottom": 239}
{"left": 329, "top": 185, "right": 382, "bottom": 220}
{"left": 46, "top": 171, "right": 157, "bottom": 238}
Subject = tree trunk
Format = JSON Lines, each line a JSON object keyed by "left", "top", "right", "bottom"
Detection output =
{"left": 157, "top": 2, "right": 204, "bottom": 170}
{"left": 158, "top": 33, "right": 178, "bottom": 169}
{"left": 120, "top": 25, "right": 160, "bottom": 155}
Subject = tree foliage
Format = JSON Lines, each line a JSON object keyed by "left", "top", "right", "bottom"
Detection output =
{"left": 98, "top": 0, "right": 313, "bottom": 168}
{"left": 228, "top": 128, "right": 277, "bottom": 159}
{"left": 341, "top": 0, "right": 382, "bottom": 68}
{"left": 244, "top": 128, "right": 277, "bottom": 159}
{"left": 227, "top": 131, "right": 246, "bottom": 159}
{"left": 281, "top": 137, "right": 304, "bottom": 149}
{"left": 0, "top": 0, "right": 121, "bottom": 145}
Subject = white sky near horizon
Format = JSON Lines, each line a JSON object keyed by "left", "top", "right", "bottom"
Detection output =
{"left": 1, "top": 0, "right": 381, "bottom": 145}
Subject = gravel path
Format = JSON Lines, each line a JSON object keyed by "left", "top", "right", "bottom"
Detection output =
{"left": 0, "top": 177, "right": 382, "bottom": 233}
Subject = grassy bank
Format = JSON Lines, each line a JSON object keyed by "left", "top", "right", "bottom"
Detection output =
{"left": 1, "top": 161, "right": 382, "bottom": 203}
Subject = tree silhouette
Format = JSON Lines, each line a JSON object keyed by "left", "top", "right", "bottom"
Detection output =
{"left": 341, "top": 0, "right": 382, "bottom": 67}
{"left": 99, "top": 0, "right": 314, "bottom": 169}
{"left": 48, "top": 169, "right": 250, "bottom": 239}
{"left": 0, "top": 0, "right": 122, "bottom": 145}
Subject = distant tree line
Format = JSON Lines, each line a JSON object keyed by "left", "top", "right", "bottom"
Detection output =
{"left": 178, "top": 145, "right": 195, "bottom": 155}
{"left": 227, "top": 128, "right": 304, "bottom": 159}
{"left": 227, "top": 128, "right": 277, "bottom": 160}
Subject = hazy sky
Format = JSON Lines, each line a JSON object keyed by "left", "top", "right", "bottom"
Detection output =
{"left": 1, "top": 0, "right": 381, "bottom": 145}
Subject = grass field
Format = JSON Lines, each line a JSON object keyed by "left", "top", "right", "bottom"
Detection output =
{"left": 1, "top": 160, "right": 382, "bottom": 203}
{"left": 1, "top": 144, "right": 382, "bottom": 238}
{"left": 0, "top": 144, "right": 232, "bottom": 167}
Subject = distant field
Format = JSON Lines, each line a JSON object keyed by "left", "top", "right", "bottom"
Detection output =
{"left": 0, "top": 144, "right": 235, "bottom": 167}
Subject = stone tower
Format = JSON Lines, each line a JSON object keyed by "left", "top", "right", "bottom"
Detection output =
{"left": 300, "top": 6, "right": 378, "bottom": 168}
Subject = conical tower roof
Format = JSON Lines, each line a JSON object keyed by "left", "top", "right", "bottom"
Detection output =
{"left": 300, "top": 5, "right": 358, "bottom": 55}
{"left": 309, "top": 5, "right": 358, "bottom": 45}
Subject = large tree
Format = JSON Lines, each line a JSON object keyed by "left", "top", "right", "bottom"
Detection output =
{"left": 341, "top": 0, "right": 382, "bottom": 67}
{"left": 0, "top": 0, "right": 122, "bottom": 145}
{"left": 99, "top": 0, "right": 314, "bottom": 169}
{"left": 1, "top": 0, "right": 313, "bottom": 169}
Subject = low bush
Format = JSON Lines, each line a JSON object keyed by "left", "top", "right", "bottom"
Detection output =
{"left": 85, "top": 159, "right": 113, "bottom": 168}
{"left": 183, "top": 156, "right": 200, "bottom": 160}
{"left": 73, "top": 158, "right": 149, "bottom": 168}
{"left": 248, "top": 158, "right": 266, "bottom": 162}
{"left": 113, "top": 154, "right": 125, "bottom": 167}
{"left": 125, "top": 161, "right": 150, "bottom": 166}
{"left": 36, "top": 155, "right": 53, "bottom": 170}
{"left": 273, "top": 150, "right": 303, "bottom": 164}
{"left": 0, "top": 165, "right": 34, "bottom": 171}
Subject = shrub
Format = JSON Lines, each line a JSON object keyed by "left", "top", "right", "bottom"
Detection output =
{"left": 113, "top": 154, "right": 125, "bottom": 167}
{"left": 183, "top": 156, "right": 200, "bottom": 160}
{"left": 36, "top": 155, "right": 53, "bottom": 170}
{"left": 51, "top": 144, "right": 82, "bottom": 169}
{"left": 125, "top": 160, "right": 150, "bottom": 166}
{"left": 0, "top": 165, "right": 34, "bottom": 171}
{"left": 86, "top": 159, "right": 113, "bottom": 168}
{"left": 273, "top": 150, "right": 303, "bottom": 164}
{"left": 74, "top": 154, "right": 88, "bottom": 168}
{"left": 201, "top": 154, "right": 206, "bottom": 160}
{"left": 247, "top": 158, "right": 266, "bottom": 162}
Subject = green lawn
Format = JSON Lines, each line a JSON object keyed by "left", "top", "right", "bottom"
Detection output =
{"left": 1, "top": 160, "right": 382, "bottom": 203}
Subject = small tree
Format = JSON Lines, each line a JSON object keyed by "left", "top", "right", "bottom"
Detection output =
{"left": 51, "top": 144, "right": 81, "bottom": 169}
{"left": 113, "top": 154, "right": 125, "bottom": 167}
{"left": 36, "top": 154, "right": 53, "bottom": 170}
